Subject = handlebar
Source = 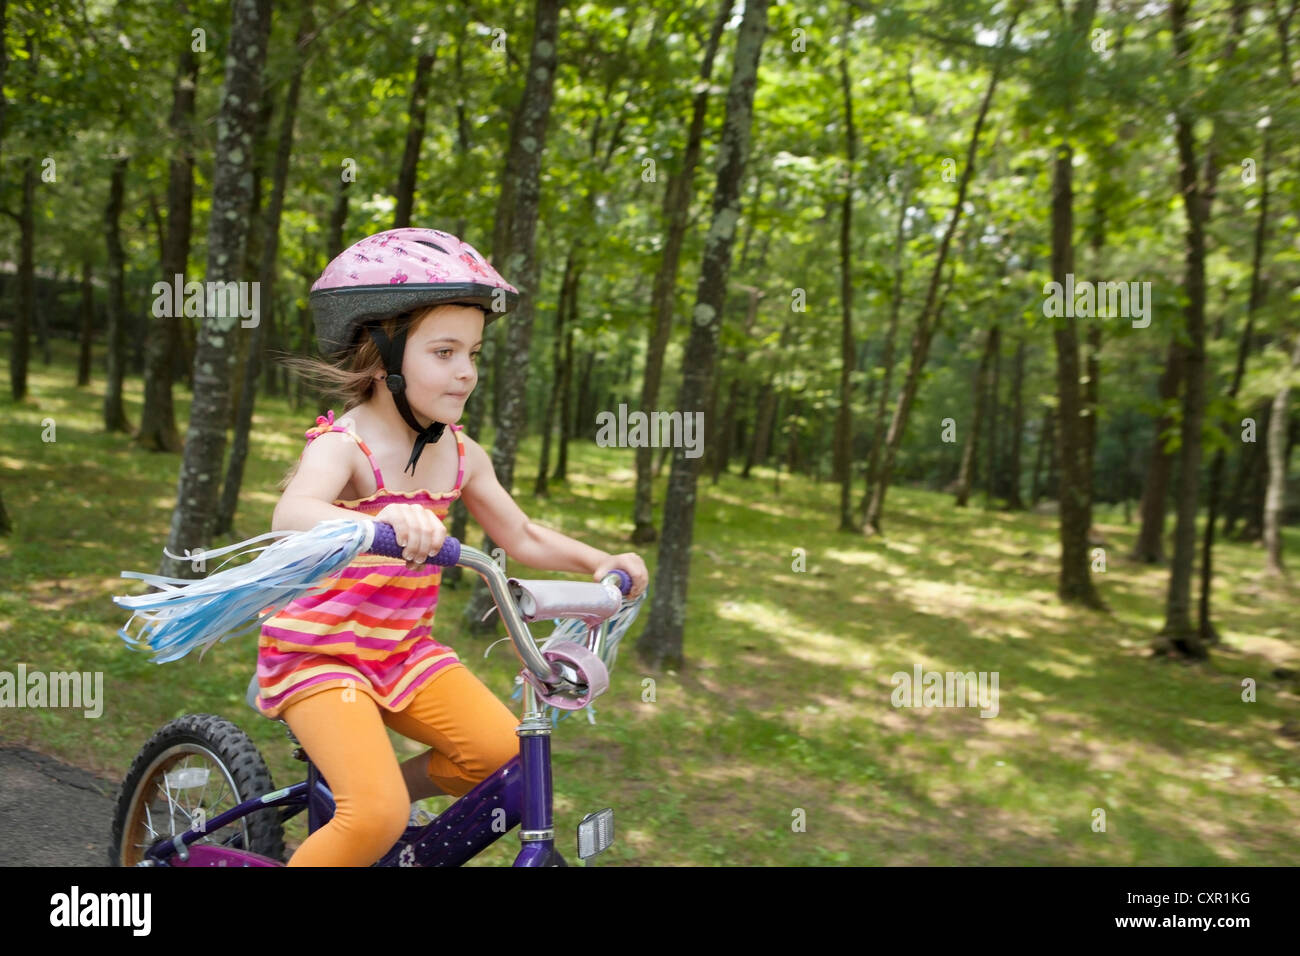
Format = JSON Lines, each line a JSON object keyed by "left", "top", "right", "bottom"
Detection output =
{"left": 362, "top": 522, "right": 633, "bottom": 689}
{"left": 365, "top": 522, "right": 632, "bottom": 597}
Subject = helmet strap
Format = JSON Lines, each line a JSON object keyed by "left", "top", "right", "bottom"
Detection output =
{"left": 366, "top": 324, "right": 446, "bottom": 475}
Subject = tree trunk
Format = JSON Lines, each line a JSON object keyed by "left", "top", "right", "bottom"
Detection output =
{"left": 1131, "top": 335, "right": 1182, "bottom": 562}
{"left": 631, "top": 0, "right": 730, "bottom": 544}
{"left": 138, "top": 34, "right": 198, "bottom": 452}
{"left": 984, "top": 324, "right": 1002, "bottom": 506}
{"left": 6, "top": 31, "right": 35, "bottom": 402}
{"left": 1049, "top": 141, "right": 1102, "bottom": 608}
{"left": 77, "top": 256, "right": 94, "bottom": 386}
{"left": 9, "top": 158, "right": 35, "bottom": 402}
{"left": 1030, "top": 406, "right": 1051, "bottom": 506}
{"left": 1263, "top": 333, "right": 1300, "bottom": 575}
{"left": 393, "top": 45, "right": 436, "bottom": 228}
{"left": 1199, "top": 123, "right": 1268, "bottom": 632}
{"left": 862, "top": 8, "right": 1019, "bottom": 535}
{"left": 636, "top": 0, "right": 769, "bottom": 671}
{"left": 1156, "top": 0, "right": 1210, "bottom": 658}
{"left": 536, "top": 249, "right": 577, "bottom": 496}
{"left": 834, "top": 6, "right": 857, "bottom": 530}
{"left": 743, "top": 383, "right": 776, "bottom": 478}
{"left": 465, "top": 0, "right": 561, "bottom": 634}
{"left": 551, "top": 320, "right": 575, "bottom": 481}
{"left": 1005, "top": 334, "right": 1025, "bottom": 509}
{"left": 711, "top": 380, "right": 740, "bottom": 484}
{"left": 860, "top": 170, "right": 912, "bottom": 515}
{"left": 1241, "top": 413, "right": 1270, "bottom": 541}
{"left": 955, "top": 325, "right": 997, "bottom": 508}
{"left": 576, "top": 348, "right": 595, "bottom": 439}
{"left": 160, "top": 0, "right": 273, "bottom": 578}
{"left": 103, "top": 156, "right": 131, "bottom": 433}
{"left": 226, "top": 89, "right": 273, "bottom": 433}
{"left": 216, "top": 4, "right": 309, "bottom": 537}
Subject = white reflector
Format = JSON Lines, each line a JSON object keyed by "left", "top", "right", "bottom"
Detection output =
{"left": 577, "top": 808, "right": 615, "bottom": 859}
{"left": 164, "top": 767, "right": 210, "bottom": 790}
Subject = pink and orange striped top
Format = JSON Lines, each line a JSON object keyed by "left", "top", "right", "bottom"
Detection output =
{"left": 253, "top": 412, "right": 465, "bottom": 719}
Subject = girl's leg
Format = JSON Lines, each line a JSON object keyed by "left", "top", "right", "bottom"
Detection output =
{"left": 279, "top": 687, "right": 410, "bottom": 866}
{"left": 383, "top": 663, "right": 520, "bottom": 798}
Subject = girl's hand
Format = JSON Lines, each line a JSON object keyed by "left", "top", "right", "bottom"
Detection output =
{"left": 374, "top": 504, "right": 447, "bottom": 569}
{"left": 593, "top": 552, "right": 648, "bottom": 600}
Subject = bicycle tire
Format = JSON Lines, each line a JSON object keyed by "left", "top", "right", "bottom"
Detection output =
{"left": 109, "top": 713, "right": 286, "bottom": 866}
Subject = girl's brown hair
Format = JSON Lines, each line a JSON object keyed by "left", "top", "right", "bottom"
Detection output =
{"left": 275, "top": 309, "right": 422, "bottom": 490}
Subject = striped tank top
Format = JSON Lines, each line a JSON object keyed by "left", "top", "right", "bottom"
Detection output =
{"left": 253, "top": 412, "right": 464, "bottom": 718}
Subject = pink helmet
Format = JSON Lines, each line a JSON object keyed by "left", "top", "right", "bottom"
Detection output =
{"left": 309, "top": 227, "right": 519, "bottom": 475}
{"left": 310, "top": 227, "right": 519, "bottom": 359}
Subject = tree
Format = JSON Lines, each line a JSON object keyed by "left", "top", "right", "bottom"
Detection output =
{"left": 630, "top": 0, "right": 730, "bottom": 544}
{"left": 862, "top": 4, "right": 1022, "bottom": 536}
{"left": 102, "top": 152, "right": 131, "bottom": 433}
{"left": 636, "top": 0, "right": 770, "bottom": 671}
{"left": 1264, "top": 332, "right": 1300, "bottom": 575}
{"left": 137, "top": 17, "right": 199, "bottom": 453}
{"left": 160, "top": 0, "right": 273, "bottom": 579}
{"left": 1155, "top": 0, "right": 1214, "bottom": 658}
{"left": 463, "top": 0, "right": 562, "bottom": 632}
{"left": 834, "top": 0, "right": 858, "bottom": 532}
{"left": 954, "top": 324, "right": 998, "bottom": 508}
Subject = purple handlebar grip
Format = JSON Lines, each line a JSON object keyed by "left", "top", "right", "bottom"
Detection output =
{"left": 368, "top": 523, "right": 461, "bottom": 566}
{"left": 611, "top": 569, "right": 632, "bottom": 596}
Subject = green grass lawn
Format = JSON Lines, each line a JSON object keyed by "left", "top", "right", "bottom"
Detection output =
{"left": 2, "top": 339, "right": 1299, "bottom": 865}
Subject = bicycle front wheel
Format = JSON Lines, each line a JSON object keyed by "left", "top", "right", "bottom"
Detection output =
{"left": 109, "top": 714, "right": 285, "bottom": 866}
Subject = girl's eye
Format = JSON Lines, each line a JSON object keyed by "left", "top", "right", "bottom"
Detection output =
{"left": 470, "top": 351, "right": 481, "bottom": 363}
{"left": 436, "top": 349, "right": 453, "bottom": 358}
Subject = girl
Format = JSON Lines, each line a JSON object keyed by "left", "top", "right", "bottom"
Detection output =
{"left": 256, "top": 227, "right": 648, "bottom": 866}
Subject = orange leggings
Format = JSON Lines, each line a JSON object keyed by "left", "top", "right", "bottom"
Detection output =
{"left": 279, "top": 662, "right": 520, "bottom": 867}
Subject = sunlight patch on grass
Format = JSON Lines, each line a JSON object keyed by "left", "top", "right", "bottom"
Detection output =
{"left": 825, "top": 547, "right": 905, "bottom": 575}
{"left": 1025, "top": 659, "right": 1087, "bottom": 680}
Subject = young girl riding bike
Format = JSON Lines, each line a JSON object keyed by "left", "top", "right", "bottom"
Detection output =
{"left": 256, "top": 227, "right": 648, "bottom": 866}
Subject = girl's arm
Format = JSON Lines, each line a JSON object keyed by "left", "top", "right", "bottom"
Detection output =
{"left": 459, "top": 436, "right": 649, "bottom": 598}
{"left": 271, "top": 431, "right": 371, "bottom": 532}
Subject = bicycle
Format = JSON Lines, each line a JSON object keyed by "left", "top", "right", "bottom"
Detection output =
{"left": 108, "top": 524, "right": 643, "bottom": 867}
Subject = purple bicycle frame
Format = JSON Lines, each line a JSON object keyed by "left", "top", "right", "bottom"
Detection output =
{"left": 147, "top": 736, "right": 560, "bottom": 868}
{"left": 143, "top": 534, "right": 627, "bottom": 868}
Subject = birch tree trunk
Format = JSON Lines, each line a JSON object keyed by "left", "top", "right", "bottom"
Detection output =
{"left": 1263, "top": 334, "right": 1300, "bottom": 575}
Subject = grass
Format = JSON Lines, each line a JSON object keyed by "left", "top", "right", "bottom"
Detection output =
{"left": 2, "top": 338, "right": 1299, "bottom": 865}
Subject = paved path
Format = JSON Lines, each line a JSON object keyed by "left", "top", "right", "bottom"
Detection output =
{"left": 0, "top": 746, "right": 117, "bottom": 866}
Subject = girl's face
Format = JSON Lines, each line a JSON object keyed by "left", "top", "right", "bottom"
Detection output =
{"left": 387, "top": 305, "right": 484, "bottom": 424}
